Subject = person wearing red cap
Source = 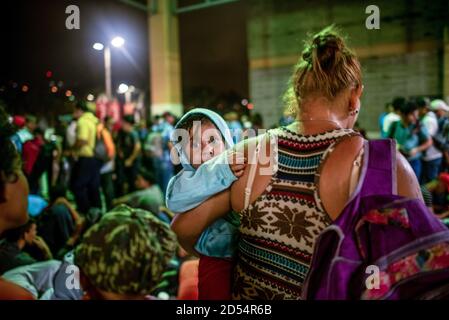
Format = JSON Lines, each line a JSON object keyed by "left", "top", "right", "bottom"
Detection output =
{"left": 13, "top": 116, "right": 26, "bottom": 129}
{"left": 9, "top": 116, "right": 26, "bottom": 154}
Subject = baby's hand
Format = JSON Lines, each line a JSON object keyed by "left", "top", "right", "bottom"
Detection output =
{"left": 228, "top": 151, "right": 246, "bottom": 178}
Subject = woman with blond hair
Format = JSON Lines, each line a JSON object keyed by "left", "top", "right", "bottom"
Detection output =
{"left": 171, "top": 26, "right": 422, "bottom": 300}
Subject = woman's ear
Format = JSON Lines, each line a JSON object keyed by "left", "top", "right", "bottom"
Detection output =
{"left": 349, "top": 85, "right": 363, "bottom": 111}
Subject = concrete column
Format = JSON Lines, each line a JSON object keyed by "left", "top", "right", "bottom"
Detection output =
{"left": 148, "top": 0, "right": 183, "bottom": 117}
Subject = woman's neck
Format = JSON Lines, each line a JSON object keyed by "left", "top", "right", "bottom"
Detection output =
{"left": 293, "top": 97, "right": 351, "bottom": 134}
{"left": 288, "top": 118, "right": 346, "bottom": 135}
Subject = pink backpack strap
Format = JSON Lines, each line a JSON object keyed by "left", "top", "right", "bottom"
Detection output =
{"left": 360, "top": 139, "right": 397, "bottom": 197}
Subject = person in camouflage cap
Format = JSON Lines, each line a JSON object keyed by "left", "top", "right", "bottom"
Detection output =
{"left": 74, "top": 204, "right": 177, "bottom": 299}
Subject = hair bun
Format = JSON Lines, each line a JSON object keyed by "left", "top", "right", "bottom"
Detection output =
{"left": 312, "top": 32, "right": 345, "bottom": 67}
{"left": 293, "top": 25, "right": 361, "bottom": 101}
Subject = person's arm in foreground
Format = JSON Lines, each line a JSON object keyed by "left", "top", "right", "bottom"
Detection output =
{"left": 171, "top": 189, "right": 231, "bottom": 255}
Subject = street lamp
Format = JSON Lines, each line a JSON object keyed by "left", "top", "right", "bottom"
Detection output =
{"left": 117, "top": 83, "right": 129, "bottom": 94}
{"left": 92, "top": 36, "right": 125, "bottom": 98}
{"left": 111, "top": 36, "right": 125, "bottom": 48}
{"left": 93, "top": 43, "right": 104, "bottom": 51}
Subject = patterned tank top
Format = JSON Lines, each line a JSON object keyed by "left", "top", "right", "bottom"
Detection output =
{"left": 232, "top": 126, "right": 358, "bottom": 300}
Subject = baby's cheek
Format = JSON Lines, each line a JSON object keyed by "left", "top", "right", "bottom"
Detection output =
{"left": 201, "top": 152, "right": 214, "bottom": 163}
{"left": 216, "top": 143, "right": 226, "bottom": 154}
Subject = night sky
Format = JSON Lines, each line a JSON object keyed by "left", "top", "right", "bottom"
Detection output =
{"left": 0, "top": 0, "right": 248, "bottom": 115}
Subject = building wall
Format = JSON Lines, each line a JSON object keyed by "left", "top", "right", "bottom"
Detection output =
{"left": 247, "top": 0, "right": 449, "bottom": 131}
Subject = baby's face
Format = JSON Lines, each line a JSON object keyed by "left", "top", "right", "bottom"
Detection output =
{"left": 186, "top": 120, "right": 225, "bottom": 169}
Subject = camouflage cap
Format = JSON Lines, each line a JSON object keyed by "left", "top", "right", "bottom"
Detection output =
{"left": 74, "top": 205, "right": 177, "bottom": 295}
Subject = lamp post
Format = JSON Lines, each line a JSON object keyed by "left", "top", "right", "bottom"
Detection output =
{"left": 93, "top": 36, "right": 125, "bottom": 98}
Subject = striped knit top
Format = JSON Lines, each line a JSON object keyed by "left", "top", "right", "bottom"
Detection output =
{"left": 232, "top": 126, "right": 358, "bottom": 300}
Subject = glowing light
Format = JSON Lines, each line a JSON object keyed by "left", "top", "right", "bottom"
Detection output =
{"left": 65, "top": 90, "right": 72, "bottom": 97}
{"left": 93, "top": 43, "right": 104, "bottom": 51}
{"left": 241, "top": 99, "right": 248, "bottom": 106}
{"left": 247, "top": 103, "right": 254, "bottom": 110}
{"left": 69, "top": 95, "right": 75, "bottom": 102}
{"left": 51, "top": 86, "right": 58, "bottom": 93}
{"left": 87, "top": 94, "right": 95, "bottom": 101}
{"left": 22, "top": 85, "right": 29, "bottom": 92}
{"left": 111, "top": 36, "right": 125, "bottom": 48}
{"left": 117, "top": 83, "right": 129, "bottom": 94}
{"left": 46, "top": 71, "right": 52, "bottom": 78}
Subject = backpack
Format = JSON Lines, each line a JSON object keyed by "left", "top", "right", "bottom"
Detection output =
{"left": 94, "top": 125, "right": 110, "bottom": 163}
{"left": 303, "top": 139, "right": 449, "bottom": 300}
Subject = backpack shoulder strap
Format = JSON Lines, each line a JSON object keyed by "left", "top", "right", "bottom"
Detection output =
{"left": 360, "top": 139, "right": 397, "bottom": 197}
{"left": 243, "top": 134, "right": 266, "bottom": 210}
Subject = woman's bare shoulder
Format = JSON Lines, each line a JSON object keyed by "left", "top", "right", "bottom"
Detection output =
{"left": 329, "top": 138, "right": 422, "bottom": 201}
{"left": 318, "top": 135, "right": 365, "bottom": 219}
{"left": 320, "top": 138, "right": 423, "bottom": 220}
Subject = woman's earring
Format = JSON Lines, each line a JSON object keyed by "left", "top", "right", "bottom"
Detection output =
{"left": 350, "top": 109, "right": 359, "bottom": 116}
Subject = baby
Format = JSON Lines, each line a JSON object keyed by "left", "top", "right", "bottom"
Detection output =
{"left": 166, "top": 108, "right": 245, "bottom": 299}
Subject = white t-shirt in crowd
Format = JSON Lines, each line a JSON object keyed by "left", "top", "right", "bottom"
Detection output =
{"left": 65, "top": 121, "right": 77, "bottom": 148}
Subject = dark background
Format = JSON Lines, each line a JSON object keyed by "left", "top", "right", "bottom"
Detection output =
{"left": 0, "top": 0, "right": 248, "bottom": 117}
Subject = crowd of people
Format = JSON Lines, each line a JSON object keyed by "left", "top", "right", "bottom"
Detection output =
{"left": 1, "top": 25, "right": 449, "bottom": 300}
{"left": 380, "top": 97, "right": 449, "bottom": 218}
{"left": 0, "top": 94, "right": 270, "bottom": 299}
